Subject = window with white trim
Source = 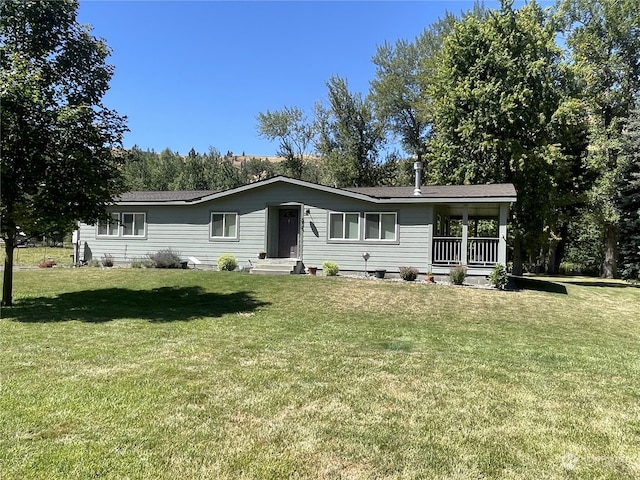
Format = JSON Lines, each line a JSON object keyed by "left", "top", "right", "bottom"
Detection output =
{"left": 122, "top": 212, "right": 146, "bottom": 237}
{"left": 329, "top": 212, "right": 360, "bottom": 240}
{"left": 364, "top": 212, "right": 397, "bottom": 241}
{"left": 211, "top": 212, "right": 238, "bottom": 239}
{"left": 97, "top": 213, "right": 120, "bottom": 236}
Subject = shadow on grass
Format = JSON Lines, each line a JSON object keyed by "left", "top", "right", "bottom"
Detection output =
{"left": 512, "top": 277, "right": 568, "bottom": 295}
{"left": 557, "top": 279, "right": 640, "bottom": 289}
{"left": 7, "top": 286, "right": 269, "bottom": 323}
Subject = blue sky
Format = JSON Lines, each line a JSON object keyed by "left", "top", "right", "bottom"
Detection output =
{"left": 78, "top": 1, "right": 552, "bottom": 157}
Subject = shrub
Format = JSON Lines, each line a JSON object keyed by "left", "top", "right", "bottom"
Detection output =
{"left": 449, "top": 265, "right": 467, "bottom": 285}
{"left": 101, "top": 254, "right": 114, "bottom": 267}
{"left": 322, "top": 261, "right": 339, "bottom": 276}
{"left": 88, "top": 259, "right": 100, "bottom": 268}
{"left": 217, "top": 253, "right": 238, "bottom": 271}
{"left": 38, "top": 260, "right": 56, "bottom": 268}
{"left": 398, "top": 266, "right": 418, "bottom": 281}
{"left": 489, "top": 263, "right": 508, "bottom": 290}
{"left": 130, "top": 258, "right": 154, "bottom": 269}
{"left": 150, "top": 249, "right": 182, "bottom": 268}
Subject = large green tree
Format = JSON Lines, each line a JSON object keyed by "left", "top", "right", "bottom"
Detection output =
{"left": 0, "top": 0, "right": 127, "bottom": 306}
{"left": 557, "top": 0, "right": 640, "bottom": 277}
{"left": 370, "top": 9, "right": 482, "bottom": 168}
{"left": 315, "top": 76, "right": 386, "bottom": 187}
{"left": 429, "top": 0, "right": 579, "bottom": 275}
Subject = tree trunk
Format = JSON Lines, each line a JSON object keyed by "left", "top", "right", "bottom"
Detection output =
{"left": 602, "top": 222, "right": 618, "bottom": 278}
{"left": 512, "top": 234, "right": 523, "bottom": 276}
{"left": 547, "top": 225, "right": 568, "bottom": 275}
{"left": 2, "top": 229, "right": 16, "bottom": 307}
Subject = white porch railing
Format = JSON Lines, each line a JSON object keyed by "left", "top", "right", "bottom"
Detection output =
{"left": 432, "top": 237, "right": 462, "bottom": 265}
{"left": 433, "top": 237, "right": 499, "bottom": 266}
{"left": 468, "top": 237, "right": 499, "bottom": 266}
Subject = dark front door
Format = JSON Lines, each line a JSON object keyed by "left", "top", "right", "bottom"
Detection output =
{"left": 278, "top": 208, "right": 299, "bottom": 258}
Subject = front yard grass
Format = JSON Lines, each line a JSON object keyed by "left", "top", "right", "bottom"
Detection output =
{"left": 1, "top": 269, "right": 639, "bottom": 479}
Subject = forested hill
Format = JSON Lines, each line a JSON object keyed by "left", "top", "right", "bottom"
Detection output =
{"left": 119, "top": 147, "right": 418, "bottom": 192}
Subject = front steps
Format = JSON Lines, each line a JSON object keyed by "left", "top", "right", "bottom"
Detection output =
{"left": 250, "top": 258, "right": 303, "bottom": 275}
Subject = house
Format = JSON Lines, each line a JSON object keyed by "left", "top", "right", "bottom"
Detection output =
{"left": 77, "top": 175, "right": 516, "bottom": 276}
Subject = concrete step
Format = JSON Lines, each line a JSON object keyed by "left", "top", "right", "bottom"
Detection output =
{"left": 250, "top": 268, "right": 295, "bottom": 276}
{"left": 250, "top": 258, "right": 302, "bottom": 275}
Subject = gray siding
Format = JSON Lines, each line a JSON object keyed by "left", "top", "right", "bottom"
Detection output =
{"left": 79, "top": 182, "right": 434, "bottom": 271}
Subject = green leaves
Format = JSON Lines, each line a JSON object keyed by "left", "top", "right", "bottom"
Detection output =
{"left": 1, "top": 0, "right": 127, "bottom": 304}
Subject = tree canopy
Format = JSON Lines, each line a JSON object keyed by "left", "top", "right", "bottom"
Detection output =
{"left": 0, "top": 0, "right": 127, "bottom": 305}
{"left": 427, "top": 0, "right": 581, "bottom": 275}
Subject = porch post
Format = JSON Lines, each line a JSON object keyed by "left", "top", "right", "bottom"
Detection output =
{"left": 498, "top": 203, "right": 508, "bottom": 265}
{"left": 461, "top": 207, "right": 468, "bottom": 265}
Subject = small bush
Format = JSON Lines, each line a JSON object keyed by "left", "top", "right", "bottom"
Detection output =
{"left": 101, "top": 254, "right": 114, "bottom": 267}
{"left": 150, "top": 249, "right": 182, "bottom": 268}
{"left": 217, "top": 253, "right": 238, "bottom": 271}
{"left": 131, "top": 257, "right": 154, "bottom": 269}
{"left": 322, "top": 261, "right": 339, "bottom": 276}
{"left": 398, "top": 266, "right": 419, "bottom": 281}
{"left": 489, "top": 263, "right": 508, "bottom": 290}
{"left": 88, "top": 259, "right": 100, "bottom": 268}
{"left": 38, "top": 260, "right": 56, "bottom": 268}
{"left": 449, "top": 265, "right": 467, "bottom": 285}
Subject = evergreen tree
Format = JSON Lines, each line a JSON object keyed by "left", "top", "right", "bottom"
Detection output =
{"left": 616, "top": 107, "right": 640, "bottom": 280}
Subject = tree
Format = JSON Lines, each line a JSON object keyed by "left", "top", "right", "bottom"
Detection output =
{"left": 429, "top": 0, "right": 577, "bottom": 275}
{"left": 172, "top": 148, "right": 208, "bottom": 190}
{"left": 557, "top": 0, "right": 640, "bottom": 277}
{"left": 315, "top": 76, "right": 386, "bottom": 187}
{"left": 616, "top": 107, "right": 640, "bottom": 280}
{"left": 256, "top": 106, "right": 313, "bottom": 179}
{"left": 370, "top": 11, "right": 467, "bottom": 167}
{"left": 544, "top": 98, "right": 593, "bottom": 273}
{"left": 0, "top": 0, "right": 127, "bottom": 306}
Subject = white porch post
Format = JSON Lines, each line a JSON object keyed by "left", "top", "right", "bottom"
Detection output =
{"left": 461, "top": 207, "right": 468, "bottom": 265}
{"left": 498, "top": 203, "right": 508, "bottom": 265}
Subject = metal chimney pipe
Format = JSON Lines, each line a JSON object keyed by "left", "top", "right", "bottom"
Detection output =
{"left": 413, "top": 161, "right": 423, "bottom": 196}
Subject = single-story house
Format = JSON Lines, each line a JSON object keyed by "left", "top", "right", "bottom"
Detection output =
{"left": 77, "top": 175, "right": 517, "bottom": 276}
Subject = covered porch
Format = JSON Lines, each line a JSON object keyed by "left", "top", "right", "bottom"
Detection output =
{"left": 430, "top": 202, "right": 509, "bottom": 276}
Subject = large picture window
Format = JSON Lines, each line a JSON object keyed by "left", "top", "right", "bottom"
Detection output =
{"left": 364, "top": 212, "right": 397, "bottom": 241}
{"left": 329, "top": 212, "right": 359, "bottom": 240}
{"left": 97, "top": 213, "right": 120, "bottom": 236}
{"left": 122, "top": 212, "right": 146, "bottom": 237}
{"left": 211, "top": 213, "right": 238, "bottom": 239}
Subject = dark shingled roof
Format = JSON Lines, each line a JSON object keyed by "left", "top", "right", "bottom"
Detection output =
{"left": 346, "top": 183, "right": 517, "bottom": 199}
{"left": 116, "top": 190, "right": 216, "bottom": 202}
{"left": 114, "top": 180, "right": 516, "bottom": 203}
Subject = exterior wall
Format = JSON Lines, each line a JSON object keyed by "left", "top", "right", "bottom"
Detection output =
{"left": 78, "top": 182, "right": 435, "bottom": 272}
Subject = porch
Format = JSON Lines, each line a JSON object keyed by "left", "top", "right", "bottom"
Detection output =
{"left": 429, "top": 202, "right": 509, "bottom": 275}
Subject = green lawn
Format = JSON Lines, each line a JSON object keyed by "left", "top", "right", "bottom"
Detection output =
{"left": 1, "top": 269, "right": 639, "bottom": 479}
{"left": 1, "top": 246, "right": 74, "bottom": 267}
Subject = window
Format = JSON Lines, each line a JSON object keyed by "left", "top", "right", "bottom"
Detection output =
{"left": 364, "top": 213, "right": 397, "bottom": 241}
{"left": 122, "top": 212, "right": 146, "bottom": 237}
{"left": 211, "top": 213, "right": 238, "bottom": 239}
{"left": 329, "top": 212, "right": 359, "bottom": 240}
{"left": 97, "top": 213, "right": 120, "bottom": 236}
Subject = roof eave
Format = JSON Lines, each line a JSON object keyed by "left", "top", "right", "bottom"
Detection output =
{"left": 375, "top": 196, "right": 517, "bottom": 203}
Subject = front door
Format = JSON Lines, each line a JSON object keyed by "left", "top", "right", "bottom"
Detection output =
{"left": 278, "top": 208, "right": 299, "bottom": 258}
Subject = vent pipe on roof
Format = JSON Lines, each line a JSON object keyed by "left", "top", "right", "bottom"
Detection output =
{"left": 413, "top": 161, "right": 423, "bottom": 196}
